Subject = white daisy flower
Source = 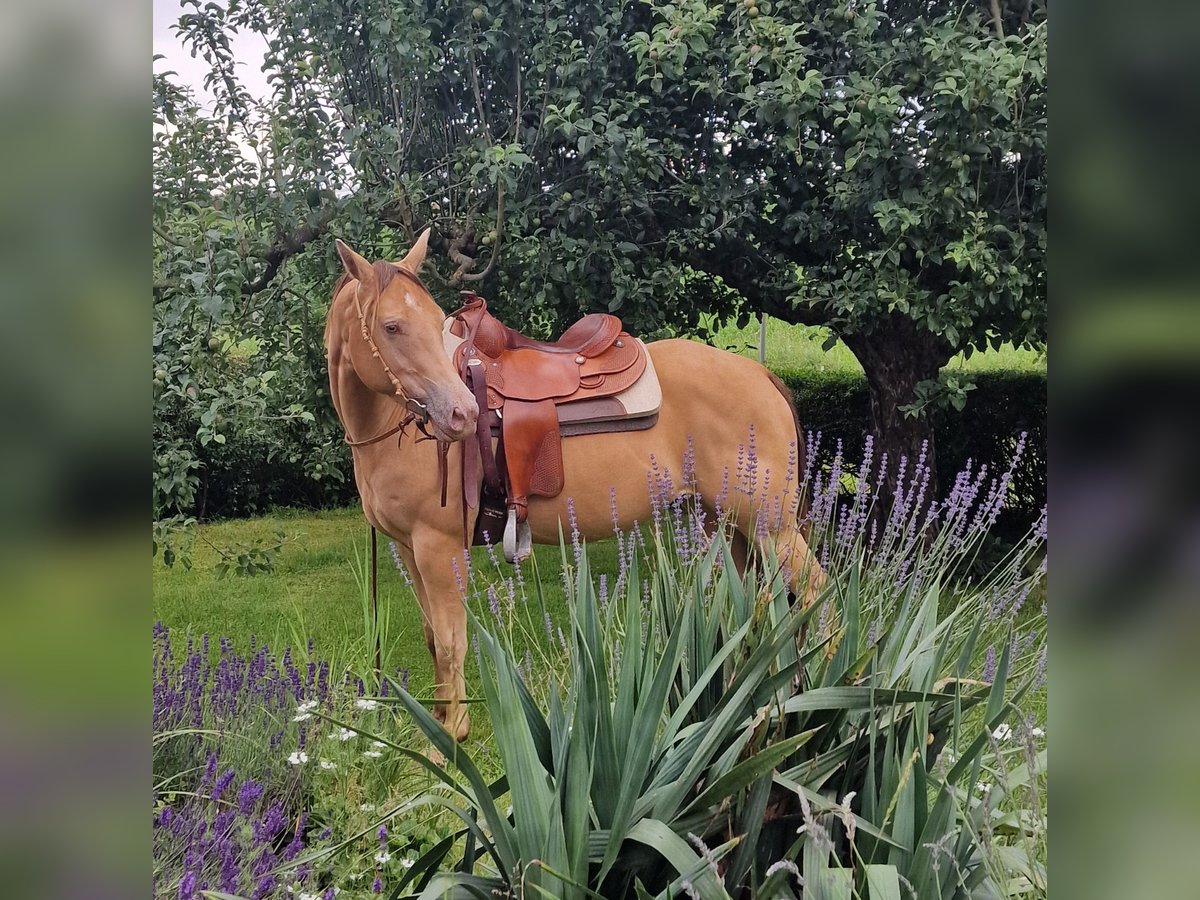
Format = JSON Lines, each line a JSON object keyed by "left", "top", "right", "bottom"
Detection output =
{"left": 976, "top": 781, "right": 992, "bottom": 795}
{"left": 292, "top": 711, "right": 314, "bottom": 722}
{"left": 399, "top": 858, "right": 415, "bottom": 869}
{"left": 328, "top": 727, "right": 356, "bottom": 742}
{"left": 287, "top": 750, "right": 309, "bottom": 766}
{"left": 360, "top": 803, "right": 376, "bottom": 812}
{"left": 299, "top": 892, "right": 321, "bottom": 900}
{"left": 992, "top": 723, "right": 1012, "bottom": 741}
{"left": 296, "top": 700, "right": 319, "bottom": 713}
{"left": 363, "top": 749, "right": 383, "bottom": 759}
{"left": 1031, "top": 726, "right": 1045, "bottom": 738}
{"left": 374, "top": 850, "right": 391, "bottom": 865}
{"left": 371, "top": 740, "right": 387, "bottom": 748}
{"left": 319, "top": 759, "right": 337, "bottom": 771}
{"left": 355, "top": 698, "right": 379, "bottom": 711}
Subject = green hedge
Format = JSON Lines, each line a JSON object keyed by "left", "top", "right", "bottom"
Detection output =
{"left": 779, "top": 369, "right": 1046, "bottom": 536}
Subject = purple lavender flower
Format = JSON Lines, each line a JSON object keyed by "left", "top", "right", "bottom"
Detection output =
{"left": 254, "top": 803, "right": 285, "bottom": 844}
{"left": 372, "top": 875, "right": 383, "bottom": 893}
{"left": 179, "top": 869, "right": 197, "bottom": 899}
{"left": 212, "top": 768, "right": 235, "bottom": 801}
{"left": 388, "top": 540, "right": 413, "bottom": 585}
{"left": 451, "top": 555, "right": 467, "bottom": 599}
{"left": 982, "top": 645, "right": 997, "bottom": 683}
{"left": 252, "top": 874, "right": 277, "bottom": 899}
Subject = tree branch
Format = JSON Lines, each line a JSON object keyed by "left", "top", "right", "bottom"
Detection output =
{"left": 683, "top": 248, "right": 831, "bottom": 328}
{"left": 242, "top": 206, "right": 336, "bottom": 297}
{"left": 456, "top": 180, "right": 505, "bottom": 284}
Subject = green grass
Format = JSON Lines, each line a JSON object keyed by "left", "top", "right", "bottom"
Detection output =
{"left": 153, "top": 507, "right": 613, "bottom": 698}
{"left": 711, "top": 316, "right": 1046, "bottom": 375}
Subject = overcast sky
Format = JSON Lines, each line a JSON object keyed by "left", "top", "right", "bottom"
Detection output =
{"left": 153, "top": 0, "right": 270, "bottom": 110}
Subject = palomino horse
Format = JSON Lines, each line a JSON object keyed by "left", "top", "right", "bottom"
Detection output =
{"left": 325, "top": 232, "right": 825, "bottom": 739}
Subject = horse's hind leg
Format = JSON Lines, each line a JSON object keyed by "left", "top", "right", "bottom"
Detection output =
{"left": 769, "top": 520, "right": 827, "bottom": 609}
{"left": 725, "top": 499, "right": 826, "bottom": 608}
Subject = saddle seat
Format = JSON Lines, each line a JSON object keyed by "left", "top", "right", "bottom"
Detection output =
{"left": 446, "top": 293, "right": 660, "bottom": 560}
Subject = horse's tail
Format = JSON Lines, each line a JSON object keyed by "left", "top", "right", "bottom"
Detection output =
{"left": 765, "top": 369, "right": 811, "bottom": 540}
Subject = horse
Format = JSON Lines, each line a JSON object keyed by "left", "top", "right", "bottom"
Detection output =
{"left": 325, "top": 231, "right": 826, "bottom": 739}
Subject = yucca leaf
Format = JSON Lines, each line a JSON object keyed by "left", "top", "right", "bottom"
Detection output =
{"left": 598, "top": 602, "right": 692, "bottom": 879}
{"left": 828, "top": 560, "right": 861, "bottom": 680}
{"left": 685, "top": 729, "right": 819, "bottom": 815}
{"left": 864, "top": 864, "right": 903, "bottom": 900}
{"left": 625, "top": 819, "right": 734, "bottom": 899}
{"left": 387, "top": 821, "right": 461, "bottom": 897}
{"left": 724, "top": 769, "right": 773, "bottom": 892}
{"left": 650, "top": 835, "right": 742, "bottom": 900}
{"left": 807, "top": 863, "right": 852, "bottom": 900}
{"left": 475, "top": 624, "right": 554, "bottom": 870}
{"left": 653, "top": 599, "right": 822, "bottom": 819}
{"left": 908, "top": 781, "right": 956, "bottom": 897}
{"left": 416, "top": 872, "right": 505, "bottom": 900}
{"left": 754, "top": 865, "right": 801, "bottom": 899}
{"left": 390, "top": 686, "right": 518, "bottom": 873}
{"left": 780, "top": 686, "right": 960, "bottom": 716}
{"left": 662, "top": 615, "right": 753, "bottom": 740}
{"left": 772, "top": 776, "right": 906, "bottom": 851}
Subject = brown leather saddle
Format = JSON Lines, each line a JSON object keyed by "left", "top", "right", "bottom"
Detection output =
{"left": 448, "top": 293, "right": 655, "bottom": 560}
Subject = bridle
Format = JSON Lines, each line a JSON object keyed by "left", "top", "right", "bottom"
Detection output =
{"left": 341, "top": 264, "right": 441, "bottom": 449}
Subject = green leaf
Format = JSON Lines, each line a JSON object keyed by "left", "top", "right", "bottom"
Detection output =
{"left": 625, "top": 820, "right": 733, "bottom": 899}
{"left": 864, "top": 865, "right": 902, "bottom": 900}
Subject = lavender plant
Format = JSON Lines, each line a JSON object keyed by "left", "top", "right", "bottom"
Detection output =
{"left": 152, "top": 627, "right": 443, "bottom": 900}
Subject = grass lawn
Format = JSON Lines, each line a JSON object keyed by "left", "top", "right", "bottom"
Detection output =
{"left": 153, "top": 507, "right": 617, "bottom": 700}
{"left": 712, "top": 316, "right": 1046, "bottom": 375}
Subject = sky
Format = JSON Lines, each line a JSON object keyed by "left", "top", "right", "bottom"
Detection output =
{"left": 152, "top": 0, "right": 270, "bottom": 111}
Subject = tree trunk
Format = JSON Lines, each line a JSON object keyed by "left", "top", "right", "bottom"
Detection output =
{"left": 842, "top": 315, "right": 949, "bottom": 506}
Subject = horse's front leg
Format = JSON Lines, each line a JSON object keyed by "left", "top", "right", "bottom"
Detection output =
{"left": 411, "top": 524, "right": 471, "bottom": 741}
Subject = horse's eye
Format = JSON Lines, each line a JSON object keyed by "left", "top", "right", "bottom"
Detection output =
{"left": 383, "top": 322, "right": 400, "bottom": 335}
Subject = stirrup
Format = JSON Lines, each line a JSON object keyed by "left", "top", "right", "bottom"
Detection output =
{"left": 502, "top": 507, "right": 533, "bottom": 564}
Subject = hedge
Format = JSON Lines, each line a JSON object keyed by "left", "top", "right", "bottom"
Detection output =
{"left": 194, "top": 370, "right": 1046, "bottom": 536}
{"left": 779, "top": 369, "right": 1046, "bottom": 538}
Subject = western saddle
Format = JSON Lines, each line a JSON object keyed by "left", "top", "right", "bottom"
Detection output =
{"left": 447, "top": 293, "right": 659, "bottom": 561}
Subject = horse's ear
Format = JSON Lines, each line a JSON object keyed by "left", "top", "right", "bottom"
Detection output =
{"left": 399, "top": 228, "right": 432, "bottom": 273}
{"left": 335, "top": 239, "right": 375, "bottom": 286}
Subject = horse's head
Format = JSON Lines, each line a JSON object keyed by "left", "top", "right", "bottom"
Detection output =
{"left": 333, "top": 232, "right": 478, "bottom": 442}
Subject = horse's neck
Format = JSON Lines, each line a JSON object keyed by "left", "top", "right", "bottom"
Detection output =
{"left": 334, "top": 364, "right": 405, "bottom": 447}
{"left": 327, "top": 306, "right": 406, "bottom": 449}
